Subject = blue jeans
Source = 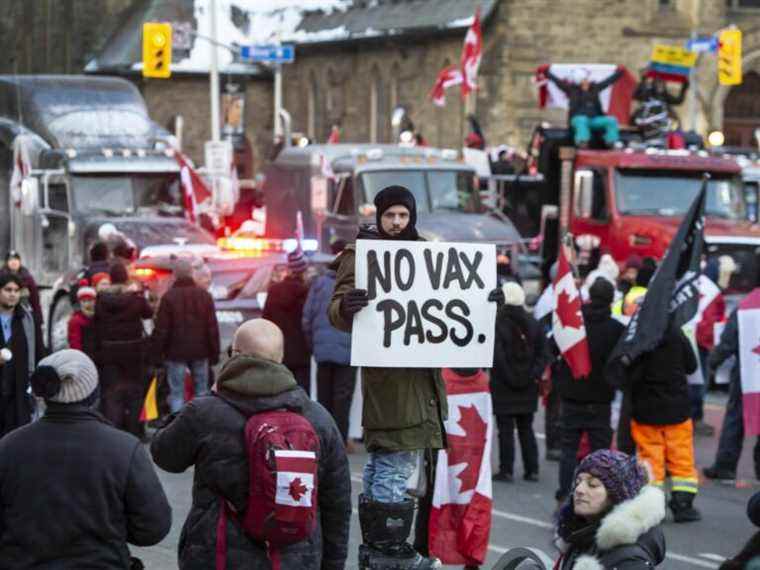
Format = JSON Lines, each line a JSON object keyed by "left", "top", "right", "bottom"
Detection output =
{"left": 363, "top": 450, "right": 418, "bottom": 503}
{"left": 166, "top": 359, "right": 209, "bottom": 413}
{"left": 715, "top": 375, "right": 760, "bottom": 475}
{"left": 571, "top": 114, "right": 619, "bottom": 145}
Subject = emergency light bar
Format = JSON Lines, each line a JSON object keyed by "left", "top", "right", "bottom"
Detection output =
{"left": 217, "top": 236, "right": 319, "bottom": 255}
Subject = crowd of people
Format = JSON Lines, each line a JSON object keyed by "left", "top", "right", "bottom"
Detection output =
{"left": 0, "top": 185, "right": 757, "bottom": 569}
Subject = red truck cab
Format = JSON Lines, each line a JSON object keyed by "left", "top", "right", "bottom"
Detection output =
{"left": 514, "top": 126, "right": 760, "bottom": 292}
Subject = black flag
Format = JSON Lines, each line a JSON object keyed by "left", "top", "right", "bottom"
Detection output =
{"left": 609, "top": 177, "right": 706, "bottom": 368}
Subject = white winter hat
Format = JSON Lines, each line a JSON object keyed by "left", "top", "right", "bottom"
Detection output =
{"left": 32, "top": 349, "right": 98, "bottom": 403}
{"left": 597, "top": 254, "right": 620, "bottom": 282}
{"left": 502, "top": 281, "right": 526, "bottom": 307}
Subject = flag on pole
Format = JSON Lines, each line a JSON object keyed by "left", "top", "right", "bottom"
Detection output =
{"left": 139, "top": 376, "right": 159, "bottom": 422}
{"left": 10, "top": 136, "right": 32, "bottom": 208}
{"left": 460, "top": 9, "right": 482, "bottom": 98}
{"left": 738, "top": 289, "right": 760, "bottom": 436}
{"left": 429, "top": 369, "right": 492, "bottom": 566}
{"left": 608, "top": 181, "right": 706, "bottom": 369}
{"left": 173, "top": 151, "right": 213, "bottom": 222}
{"left": 552, "top": 243, "right": 592, "bottom": 379}
{"left": 429, "top": 65, "right": 464, "bottom": 107}
{"left": 534, "top": 63, "right": 637, "bottom": 125}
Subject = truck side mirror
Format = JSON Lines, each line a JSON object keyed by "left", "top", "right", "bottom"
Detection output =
{"left": 20, "top": 177, "right": 38, "bottom": 216}
{"left": 573, "top": 170, "right": 594, "bottom": 219}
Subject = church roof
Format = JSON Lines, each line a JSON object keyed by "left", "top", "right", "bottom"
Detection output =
{"left": 85, "top": 0, "right": 497, "bottom": 76}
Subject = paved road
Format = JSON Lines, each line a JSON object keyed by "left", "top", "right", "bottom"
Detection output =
{"left": 133, "top": 392, "right": 757, "bottom": 569}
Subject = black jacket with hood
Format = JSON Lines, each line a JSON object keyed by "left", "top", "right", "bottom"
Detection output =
{"left": 262, "top": 276, "right": 311, "bottom": 370}
{"left": 491, "top": 304, "right": 545, "bottom": 416}
{"left": 150, "top": 355, "right": 351, "bottom": 570}
{"left": 94, "top": 285, "right": 152, "bottom": 371}
{"left": 557, "top": 486, "right": 666, "bottom": 570}
{"left": 0, "top": 403, "right": 171, "bottom": 568}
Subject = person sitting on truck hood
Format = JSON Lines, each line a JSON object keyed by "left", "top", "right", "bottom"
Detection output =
{"left": 545, "top": 66, "right": 623, "bottom": 148}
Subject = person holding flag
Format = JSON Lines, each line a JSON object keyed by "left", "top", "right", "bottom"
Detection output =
{"left": 703, "top": 287, "right": 760, "bottom": 483}
{"left": 607, "top": 180, "right": 707, "bottom": 523}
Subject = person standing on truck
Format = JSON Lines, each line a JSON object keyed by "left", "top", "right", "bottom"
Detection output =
{"left": 329, "top": 185, "right": 446, "bottom": 569}
{"left": 632, "top": 73, "right": 689, "bottom": 122}
{"left": 262, "top": 250, "right": 312, "bottom": 393}
{"left": 3, "top": 251, "right": 43, "bottom": 342}
{"left": 302, "top": 239, "right": 355, "bottom": 446}
{"left": 151, "top": 259, "right": 220, "bottom": 413}
{"left": 545, "top": 67, "right": 623, "bottom": 148}
{"left": 94, "top": 263, "right": 153, "bottom": 438}
{"left": 0, "top": 272, "right": 44, "bottom": 436}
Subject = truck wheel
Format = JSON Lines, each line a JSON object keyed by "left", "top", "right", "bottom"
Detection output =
{"left": 48, "top": 294, "right": 73, "bottom": 353}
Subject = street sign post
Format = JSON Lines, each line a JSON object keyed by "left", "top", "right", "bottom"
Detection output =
{"left": 240, "top": 44, "right": 295, "bottom": 64}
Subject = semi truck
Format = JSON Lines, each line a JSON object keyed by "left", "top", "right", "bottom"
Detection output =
{"left": 505, "top": 126, "right": 760, "bottom": 292}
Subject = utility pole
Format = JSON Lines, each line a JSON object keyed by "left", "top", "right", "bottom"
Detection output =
{"left": 274, "top": 63, "right": 283, "bottom": 138}
{"left": 209, "top": 0, "right": 220, "bottom": 143}
{"left": 687, "top": 30, "right": 698, "bottom": 132}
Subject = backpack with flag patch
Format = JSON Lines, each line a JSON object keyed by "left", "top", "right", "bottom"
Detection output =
{"left": 216, "top": 407, "right": 320, "bottom": 570}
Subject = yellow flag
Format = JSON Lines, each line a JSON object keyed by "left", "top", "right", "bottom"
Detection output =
{"left": 140, "top": 376, "right": 159, "bottom": 422}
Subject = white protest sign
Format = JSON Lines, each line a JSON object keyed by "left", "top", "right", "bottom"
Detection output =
{"left": 351, "top": 240, "right": 497, "bottom": 368}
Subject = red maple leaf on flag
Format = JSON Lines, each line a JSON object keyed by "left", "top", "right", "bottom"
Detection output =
{"left": 556, "top": 289, "right": 583, "bottom": 329}
{"left": 446, "top": 404, "right": 487, "bottom": 493}
{"left": 289, "top": 477, "right": 308, "bottom": 502}
{"left": 753, "top": 341, "right": 760, "bottom": 357}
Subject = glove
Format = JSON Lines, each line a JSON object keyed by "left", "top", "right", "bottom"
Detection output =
{"left": 340, "top": 288, "right": 369, "bottom": 319}
{"left": 488, "top": 287, "right": 505, "bottom": 307}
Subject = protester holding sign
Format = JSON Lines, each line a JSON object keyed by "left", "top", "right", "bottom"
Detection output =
{"left": 328, "top": 185, "right": 447, "bottom": 570}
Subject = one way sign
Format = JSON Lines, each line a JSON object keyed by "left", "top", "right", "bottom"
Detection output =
{"left": 240, "top": 44, "right": 295, "bottom": 64}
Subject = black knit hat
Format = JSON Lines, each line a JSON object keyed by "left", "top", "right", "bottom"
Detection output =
{"left": 374, "top": 185, "right": 418, "bottom": 239}
{"left": 109, "top": 262, "right": 129, "bottom": 285}
{"left": 589, "top": 277, "right": 614, "bottom": 306}
{"left": 5, "top": 250, "right": 20, "bottom": 262}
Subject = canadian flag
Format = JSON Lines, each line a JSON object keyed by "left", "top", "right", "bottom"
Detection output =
{"left": 535, "top": 63, "right": 637, "bottom": 125}
{"left": 10, "top": 136, "right": 32, "bottom": 208}
{"left": 552, "top": 245, "right": 592, "bottom": 379}
{"left": 738, "top": 289, "right": 760, "bottom": 436}
{"left": 460, "top": 9, "right": 483, "bottom": 97}
{"left": 274, "top": 450, "right": 317, "bottom": 508}
{"left": 173, "top": 151, "right": 213, "bottom": 223}
{"left": 430, "top": 65, "right": 464, "bottom": 107}
{"left": 429, "top": 369, "right": 492, "bottom": 566}
{"left": 695, "top": 274, "right": 726, "bottom": 351}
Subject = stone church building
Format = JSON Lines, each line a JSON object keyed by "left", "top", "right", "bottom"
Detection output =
{"left": 4, "top": 0, "right": 760, "bottom": 173}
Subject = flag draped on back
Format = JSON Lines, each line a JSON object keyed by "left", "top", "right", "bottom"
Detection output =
{"left": 609, "top": 182, "right": 706, "bottom": 368}
{"left": 460, "top": 9, "right": 482, "bottom": 97}
{"left": 429, "top": 369, "right": 492, "bottom": 566}
{"left": 552, "top": 244, "right": 592, "bottom": 379}
{"left": 738, "top": 289, "right": 760, "bottom": 436}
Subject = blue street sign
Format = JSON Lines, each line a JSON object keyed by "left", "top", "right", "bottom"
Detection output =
{"left": 686, "top": 36, "right": 718, "bottom": 54}
{"left": 240, "top": 44, "right": 295, "bottom": 64}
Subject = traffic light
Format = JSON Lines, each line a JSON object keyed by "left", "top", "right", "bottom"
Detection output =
{"left": 142, "top": 22, "right": 172, "bottom": 78}
{"left": 718, "top": 28, "right": 742, "bottom": 86}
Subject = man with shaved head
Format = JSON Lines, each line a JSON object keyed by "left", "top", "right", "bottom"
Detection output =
{"left": 151, "top": 318, "right": 351, "bottom": 570}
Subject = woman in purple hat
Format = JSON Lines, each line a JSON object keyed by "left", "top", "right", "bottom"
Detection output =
{"left": 554, "top": 449, "right": 666, "bottom": 569}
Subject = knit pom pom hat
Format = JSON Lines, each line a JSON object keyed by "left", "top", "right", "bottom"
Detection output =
{"left": 575, "top": 449, "right": 649, "bottom": 505}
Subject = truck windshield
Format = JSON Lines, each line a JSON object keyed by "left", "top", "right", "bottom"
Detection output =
{"left": 615, "top": 171, "right": 746, "bottom": 220}
{"left": 70, "top": 174, "right": 184, "bottom": 217}
{"left": 359, "top": 169, "right": 479, "bottom": 213}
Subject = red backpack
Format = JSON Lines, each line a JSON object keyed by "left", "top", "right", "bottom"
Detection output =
{"left": 215, "top": 408, "right": 321, "bottom": 570}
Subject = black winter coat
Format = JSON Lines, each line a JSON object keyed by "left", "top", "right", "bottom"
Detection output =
{"left": 94, "top": 286, "right": 152, "bottom": 373}
{"left": 151, "top": 277, "right": 220, "bottom": 364}
{"left": 0, "top": 403, "right": 171, "bottom": 568}
{"left": 555, "top": 303, "right": 624, "bottom": 405}
{"left": 557, "top": 486, "right": 666, "bottom": 570}
{"left": 491, "top": 305, "right": 544, "bottom": 415}
{"left": 262, "top": 276, "right": 311, "bottom": 370}
{"left": 151, "top": 356, "right": 351, "bottom": 570}
{"left": 630, "top": 324, "right": 698, "bottom": 425}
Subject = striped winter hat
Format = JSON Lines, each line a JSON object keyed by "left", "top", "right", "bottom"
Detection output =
{"left": 288, "top": 249, "right": 308, "bottom": 274}
{"left": 32, "top": 349, "right": 98, "bottom": 404}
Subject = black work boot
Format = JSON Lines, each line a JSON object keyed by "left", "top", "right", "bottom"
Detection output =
{"left": 358, "top": 494, "right": 441, "bottom": 569}
{"left": 702, "top": 465, "right": 736, "bottom": 482}
{"left": 669, "top": 491, "right": 701, "bottom": 523}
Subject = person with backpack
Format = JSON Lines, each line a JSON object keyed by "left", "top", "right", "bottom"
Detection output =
{"left": 150, "top": 318, "right": 351, "bottom": 570}
{"left": 491, "top": 282, "right": 545, "bottom": 483}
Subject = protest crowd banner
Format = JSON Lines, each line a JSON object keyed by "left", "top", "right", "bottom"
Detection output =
{"left": 351, "top": 240, "right": 497, "bottom": 368}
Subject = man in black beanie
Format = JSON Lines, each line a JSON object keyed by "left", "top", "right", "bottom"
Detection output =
{"left": 329, "top": 185, "right": 444, "bottom": 569}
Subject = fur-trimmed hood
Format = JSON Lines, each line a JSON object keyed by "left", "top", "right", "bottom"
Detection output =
{"left": 562, "top": 486, "right": 667, "bottom": 570}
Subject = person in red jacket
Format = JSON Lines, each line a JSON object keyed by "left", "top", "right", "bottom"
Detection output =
{"left": 68, "top": 286, "right": 97, "bottom": 360}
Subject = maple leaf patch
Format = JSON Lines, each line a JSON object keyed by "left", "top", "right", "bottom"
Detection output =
{"left": 289, "top": 477, "right": 308, "bottom": 502}
{"left": 446, "top": 404, "right": 487, "bottom": 493}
